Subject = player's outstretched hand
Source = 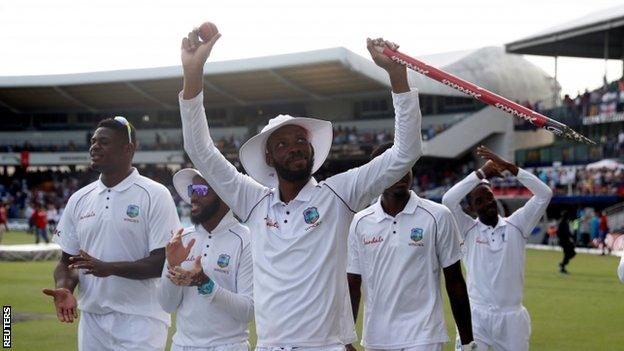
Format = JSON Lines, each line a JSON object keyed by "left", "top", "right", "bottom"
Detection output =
{"left": 42, "top": 288, "right": 78, "bottom": 323}
{"left": 181, "top": 26, "right": 221, "bottom": 75}
{"left": 68, "top": 250, "right": 114, "bottom": 277}
{"left": 367, "top": 38, "right": 403, "bottom": 72}
{"left": 476, "top": 145, "right": 519, "bottom": 176}
{"left": 166, "top": 228, "right": 195, "bottom": 267}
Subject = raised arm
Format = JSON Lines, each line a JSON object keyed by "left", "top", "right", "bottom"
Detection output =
{"left": 474, "top": 145, "right": 553, "bottom": 235}
{"left": 179, "top": 25, "right": 266, "bottom": 220}
{"left": 325, "top": 38, "right": 421, "bottom": 212}
{"left": 441, "top": 171, "right": 483, "bottom": 233}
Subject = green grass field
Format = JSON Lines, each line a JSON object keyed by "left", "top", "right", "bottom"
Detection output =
{"left": 1, "top": 230, "right": 623, "bottom": 350}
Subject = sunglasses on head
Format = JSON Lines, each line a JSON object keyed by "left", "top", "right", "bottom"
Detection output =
{"left": 188, "top": 184, "right": 211, "bottom": 198}
{"left": 113, "top": 116, "right": 132, "bottom": 144}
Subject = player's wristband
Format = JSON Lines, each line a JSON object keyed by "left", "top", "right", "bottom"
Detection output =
{"left": 476, "top": 169, "right": 486, "bottom": 179}
{"left": 461, "top": 341, "right": 477, "bottom": 350}
{"left": 197, "top": 278, "right": 215, "bottom": 295}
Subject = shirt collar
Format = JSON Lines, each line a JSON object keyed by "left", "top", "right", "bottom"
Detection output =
{"left": 96, "top": 168, "right": 139, "bottom": 194}
{"left": 371, "top": 190, "right": 421, "bottom": 223}
{"left": 477, "top": 215, "right": 507, "bottom": 232}
{"left": 271, "top": 177, "right": 318, "bottom": 207}
{"left": 195, "top": 210, "right": 239, "bottom": 235}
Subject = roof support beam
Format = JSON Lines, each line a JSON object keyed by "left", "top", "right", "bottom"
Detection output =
{"left": 203, "top": 78, "right": 248, "bottom": 106}
{"left": 124, "top": 82, "right": 174, "bottom": 110}
{"left": 268, "top": 69, "right": 325, "bottom": 101}
{"left": 0, "top": 98, "right": 21, "bottom": 114}
{"left": 53, "top": 86, "right": 98, "bottom": 113}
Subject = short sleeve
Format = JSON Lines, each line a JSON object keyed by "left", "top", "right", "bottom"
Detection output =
{"left": 347, "top": 217, "right": 362, "bottom": 275}
{"left": 54, "top": 196, "right": 80, "bottom": 255}
{"left": 148, "top": 185, "right": 182, "bottom": 252}
{"left": 435, "top": 207, "right": 463, "bottom": 268}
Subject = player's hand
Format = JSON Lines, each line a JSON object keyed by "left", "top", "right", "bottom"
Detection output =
{"left": 166, "top": 228, "right": 195, "bottom": 267}
{"left": 345, "top": 344, "right": 357, "bottom": 351}
{"left": 476, "top": 145, "right": 519, "bottom": 175}
{"left": 181, "top": 27, "right": 221, "bottom": 74}
{"left": 167, "top": 256, "right": 207, "bottom": 286}
{"left": 42, "top": 288, "right": 78, "bottom": 323}
{"left": 68, "top": 250, "right": 114, "bottom": 277}
{"left": 480, "top": 160, "right": 503, "bottom": 179}
{"left": 367, "top": 38, "right": 403, "bottom": 72}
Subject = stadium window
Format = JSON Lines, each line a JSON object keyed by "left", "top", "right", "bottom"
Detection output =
{"left": 355, "top": 98, "right": 392, "bottom": 120}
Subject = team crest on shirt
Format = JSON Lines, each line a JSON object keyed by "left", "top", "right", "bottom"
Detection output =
{"left": 126, "top": 205, "right": 140, "bottom": 218}
{"left": 303, "top": 207, "right": 320, "bottom": 224}
{"left": 409, "top": 228, "right": 424, "bottom": 247}
{"left": 217, "top": 254, "right": 230, "bottom": 268}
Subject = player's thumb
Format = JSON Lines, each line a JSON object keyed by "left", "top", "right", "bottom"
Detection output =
{"left": 42, "top": 288, "right": 57, "bottom": 297}
{"left": 194, "top": 255, "right": 202, "bottom": 267}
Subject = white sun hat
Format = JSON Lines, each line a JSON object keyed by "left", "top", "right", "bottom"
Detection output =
{"left": 239, "top": 114, "right": 333, "bottom": 188}
{"left": 173, "top": 168, "right": 203, "bottom": 204}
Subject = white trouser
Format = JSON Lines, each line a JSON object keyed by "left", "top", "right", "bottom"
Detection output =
{"left": 455, "top": 305, "right": 531, "bottom": 351}
{"left": 78, "top": 311, "right": 168, "bottom": 351}
{"left": 366, "top": 343, "right": 444, "bottom": 351}
{"left": 256, "top": 344, "right": 344, "bottom": 351}
{"left": 172, "top": 341, "right": 250, "bottom": 351}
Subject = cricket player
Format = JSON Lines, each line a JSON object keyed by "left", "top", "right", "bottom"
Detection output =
{"left": 158, "top": 168, "right": 253, "bottom": 351}
{"left": 442, "top": 146, "right": 553, "bottom": 351}
{"left": 347, "top": 142, "right": 475, "bottom": 351}
{"left": 43, "top": 117, "right": 181, "bottom": 351}
{"left": 178, "top": 26, "right": 422, "bottom": 349}
{"left": 618, "top": 255, "right": 624, "bottom": 283}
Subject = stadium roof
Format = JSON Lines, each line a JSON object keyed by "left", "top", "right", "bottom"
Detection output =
{"left": 0, "top": 46, "right": 556, "bottom": 114}
{"left": 505, "top": 5, "right": 624, "bottom": 59}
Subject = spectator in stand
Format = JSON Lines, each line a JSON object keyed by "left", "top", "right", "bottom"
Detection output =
{"left": 589, "top": 212, "right": 600, "bottom": 248}
{"left": 557, "top": 211, "right": 576, "bottom": 274}
{"left": 31, "top": 203, "right": 49, "bottom": 244}
{"left": 0, "top": 201, "right": 7, "bottom": 243}
{"left": 599, "top": 211, "right": 609, "bottom": 255}
{"left": 47, "top": 203, "right": 59, "bottom": 235}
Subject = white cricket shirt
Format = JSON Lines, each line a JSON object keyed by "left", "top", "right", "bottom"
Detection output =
{"left": 179, "top": 89, "right": 422, "bottom": 347}
{"left": 441, "top": 169, "right": 552, "bottom": 310}
{"left": 55, "top": 168, "right": 180, "bottom": 324}
{"left": 158, "top": 212, "right": 253, "bottom": 347}
{"left": 347, "top": 191, "right": 462, "bottom": 349}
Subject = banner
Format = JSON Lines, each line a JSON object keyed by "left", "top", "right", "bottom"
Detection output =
{"left": 0, "top": 151, "right": 185, "bottom": 166}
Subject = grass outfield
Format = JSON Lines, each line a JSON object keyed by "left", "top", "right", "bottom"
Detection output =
{"left": 1, "top": 241, "right": 622, "bottom": 350}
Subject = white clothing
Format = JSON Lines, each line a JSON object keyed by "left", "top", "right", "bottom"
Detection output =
{"left": 78, "top": 311, "right": 168, "bottom": 351}
{"left": 347, "top": 191, "right": 462, "bottom": 348}
{"left": 455, "top": 305, "right": 531, "bottom": 351}
{"left": 158, "top": 213, "right": 253, "bottom": 348}
{"left": 441, "top": 169, "right": 552, "bottom": 309}
{"left": 55, "top": 168, "right": 180, "bottom": 324}
{"left": 179, "top": 89, "right": 422, "bottom": 346}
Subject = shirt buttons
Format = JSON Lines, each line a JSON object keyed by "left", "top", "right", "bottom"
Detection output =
{"left": 206, "top": 244, "right": 210, "bottom": 248}
{"left": 105, "top": 206, "right": 109, "bottom": 209}
{"left": 106, "top": 197, "right": 109, "bottom": 200}
{"left": 208, "top": 236, "right": 212, "bottom": 239}
{"left": 107, "top": 190, "right": 111, "bottom": 193}
{"left": 393, "top": 221, "right": 397, "bottom": 224}
{"left": 286, "top": 211, "right": 290, "bottom": 215}
{"left": 204, "top": 253, "right": 207, "bottom": 257}
{"left": 284, "top": 220, "right": 288, "bottom": 223}
{"left": 393, "top": 231, "right": 396, "bottom": 234}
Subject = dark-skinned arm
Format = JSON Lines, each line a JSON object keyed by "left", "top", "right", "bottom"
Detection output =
{"left": 69, "top": 248, "right": 165, "bottom": 280}
{"left": 42, "top": 251, "right": 80, "bottom": 323}
{"left": 443, "top": 261, "right": 473, "bottom": 345}
{"left": 55, "top": 251, "right": 80, "bottom": 291}
{"left": 347, "top": 273, "right": 362, "bottom": 322}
